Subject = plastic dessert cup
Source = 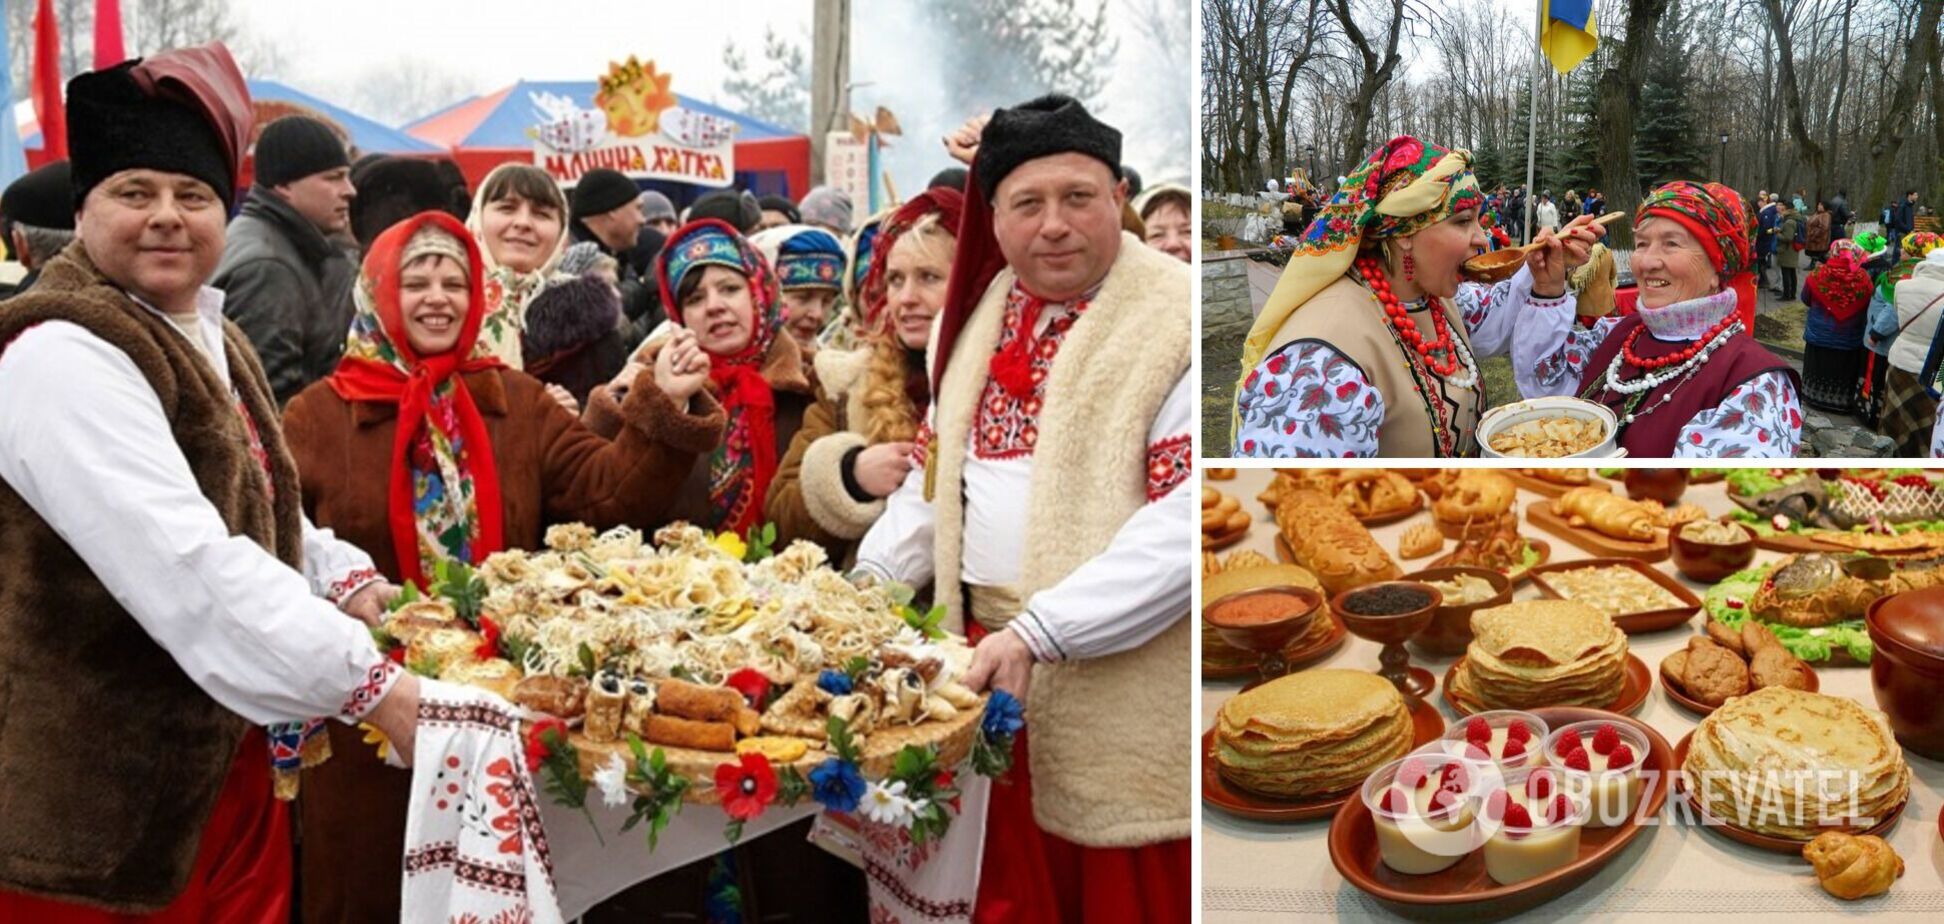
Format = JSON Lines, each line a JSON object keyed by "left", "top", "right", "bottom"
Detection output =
{"left": 1545, "top": 720, "right": 1648, "bottom": 829}
{"left": 1360, "top": 754, "right": 1484, "bottom": 875}
{"left": 1481, "top": 765, "right": 1589, "bottom": 886}
{"left": 1432, "top": 710, "right": 1552, "bottom": 772}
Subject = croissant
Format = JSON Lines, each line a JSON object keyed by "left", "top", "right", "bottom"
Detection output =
{"left": 1803, "top": 832, "right": 1902, "bottom": 900}
{"left": 1555, "top": 487, "right": 1658, "bottom": 541}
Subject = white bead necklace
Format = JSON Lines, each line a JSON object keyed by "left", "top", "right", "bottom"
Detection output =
{"left": 1601, "top": 320, "right": 1742, "bottom": 423}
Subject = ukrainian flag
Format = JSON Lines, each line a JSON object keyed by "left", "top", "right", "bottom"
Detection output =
{"left": 1541, "top": 0, "right": 1598, "bottom": 74}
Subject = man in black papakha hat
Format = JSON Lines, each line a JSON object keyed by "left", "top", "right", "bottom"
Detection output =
{"left": 0, "top": 43, "right": 422, "bottom": 920}
{"left": 850, "top": 94, "right": 1192, "bottom": 921}
{"left": 0, "top": 159, "right": 75, "bottom": 298}
{"left": 213, "top": 114, "right": 359, "bottom": 404}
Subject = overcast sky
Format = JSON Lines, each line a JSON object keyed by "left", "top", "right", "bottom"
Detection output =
{"left": 232, "top": 0, "right": 1191, "bottom": 190}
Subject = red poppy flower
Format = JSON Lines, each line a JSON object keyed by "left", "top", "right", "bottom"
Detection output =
{"left": 476, "top": 616, "right": 502, "bottom": 661}
{"left": 524, "top": 717, "right": 568, "bottom": 772}
{"left": 716, "top": 752, "right": 778, "bottom": 820}
{"left": 725, "top": 668, "right": 771, "bottom": 709}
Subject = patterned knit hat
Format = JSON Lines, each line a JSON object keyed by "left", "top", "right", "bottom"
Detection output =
{"left": 749, "top": 225, "right": 845, "bottom": 291}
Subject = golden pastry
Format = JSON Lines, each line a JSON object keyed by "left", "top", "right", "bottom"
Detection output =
{"left": 1433, "top": 471, "right": 1517, "bottom": 538}
{"left": 1398, "top": 523, "right": 1444, "bottom": 559}
{"left": 1274, "top": 488, "right": 1400, "bottom": 595}
{"left": 1804, "top": 832, "right": 1902, "bottom": 900}
{"left": 1554, "top": 487, "right": 1658, "bottom": 541}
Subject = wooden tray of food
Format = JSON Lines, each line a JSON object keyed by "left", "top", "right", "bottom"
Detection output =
{"left": 1526, "top": 499, "right": 1669, "bottom": 562}
{"left": 1442, "top": 654, "right": 1651, "bottom": 718}
{"left": 1506, "top": 470, "right": 1603, "bottom": 499}
{"left": 1202, "top": 696, "right": 1445, "bottom": 823}
{"left": 1327, "top": 707, "right": 1671, "bottom": 917}
{"left": 1526, "top": 558, "right": 1701, "bottom": 634}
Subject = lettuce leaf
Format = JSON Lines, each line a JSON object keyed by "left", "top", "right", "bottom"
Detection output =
{"left": 1701, "top": 564, "right": 1873, "bottom": 663}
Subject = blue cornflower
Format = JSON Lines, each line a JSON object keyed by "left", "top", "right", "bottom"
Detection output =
{"left": 982, "top": 689, "right": 1025, "bottom": 739}
{"left": 817, "top": 669, "right": 854, "bottom": 695}
{"left": 808, "top": 757, "right": 866, "bottom": 813}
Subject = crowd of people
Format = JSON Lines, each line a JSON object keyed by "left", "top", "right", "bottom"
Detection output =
{"left": 0, "top": 42, "right": 1190, "bottom": 923}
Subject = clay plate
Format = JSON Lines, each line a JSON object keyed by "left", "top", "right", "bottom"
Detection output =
{"left": 1202, "top": 694, "right": 1445, "bottom": 822}
{"left": 1202, "top": 609, "right": 1350, "bottom": 681}
{"left": 1657, "top": 655, "right": 1820, "bottom": 717}
{"left": 1328, "top": 706, "right": 1672, "bottom": 914}
{"left": 1442, "top": 653, "right": 1651, "bottom": 718}
{"left": 1202, "top": 521, "right": 1251, "bottom": 551}
{"left": 1526, "top": 558, "right": 1702, "bottom": 634}
{"left": 1672, "top": 731, "right": 1905, "bottom": 851}
{"left": 1426, "top": 538, "right": 1552, "bottom": 588}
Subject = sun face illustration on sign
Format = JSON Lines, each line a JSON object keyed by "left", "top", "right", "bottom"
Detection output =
{"left": 595, "top": 55, "right": 679, "bottom": 138}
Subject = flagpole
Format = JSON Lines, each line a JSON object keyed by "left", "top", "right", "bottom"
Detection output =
{"left": 1523, "top": 0, "right": 1542, "bottom": 245}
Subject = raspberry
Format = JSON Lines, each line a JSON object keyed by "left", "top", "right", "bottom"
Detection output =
{"left": 1397, "top": 758, "right": 1429, "bottom": 789}
{"left": 1549, "top": 793, "right": 1573, "bottom": 824}
{"left": 1484, "top": 788, "right": 1509, "bottom": 820}
{"left": 1501, "top": 801, "right": 1534, "bottom": 829}
{"left": 1526, "top": 769, "right": 1554, "bottom": 801}
{"left": 1592, "top": 724, "right": 1620, "bottom": 756}
{"left": 1427, "top": 788, "right": 1459, "bottom": 816}
{"left": 1463, "top": 742, "right": 1491, "bottom": 762}
{"left": 1501, "top": 736, "right": 1527, "bottom": 760}
{"left": 1505, "top": 720, "right": 1532, "bottom": 744}
{"left": 1380, "top": 787, "right": 1408, "bottom": 815}
{"left": 1466, "top": 717, "right": 1492, "bottom": 744}
{"left": 1608, "top": 742, "right": 1636, "bottom": 768}
{"left": 1563, "top": 747, "right": 1591, "bottom": 771}
{"left": 1555, "top": 729, "right": 1584, "bottom": 756}
{"left": 1438, "top": 761, "right": 1469, "bottom": 792}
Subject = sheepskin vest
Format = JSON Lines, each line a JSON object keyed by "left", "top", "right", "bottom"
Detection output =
{"left": 0, "top": 243, "right": 303, "bottom": 912}
{"left": 929, "top": 233, "right": 1191, "bottom": 848}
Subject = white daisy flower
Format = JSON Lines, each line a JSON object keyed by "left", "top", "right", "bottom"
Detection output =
{"left": 593, "top": 755, "right": 631, "bottom": 808}
{"left": 861, "top": 779, "right": 916, "bottom": 826}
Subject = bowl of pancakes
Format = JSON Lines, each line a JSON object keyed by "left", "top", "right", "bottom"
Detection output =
{"left": 1212, "top": 669, "right": 1420, "bottom": 802}
{"left": 1447, "top": 600, "right": 1631, "bottom": 712}
{"left": 1680, "top": 687, "right": 1910, "bottom": 845}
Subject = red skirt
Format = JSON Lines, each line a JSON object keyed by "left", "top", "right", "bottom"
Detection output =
{"left": 967, "top": 624, "right": 1191, "bottom": 923}
{"left": 0, "top": 729, "right": 291, "bottom": 924}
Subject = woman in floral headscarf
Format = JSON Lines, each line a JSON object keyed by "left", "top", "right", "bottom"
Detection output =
{"left": 1518, "top": 181, "right": 1803, "bottom": 457}
{"left": 279, "top": 211, "right": 724, "bottom": 923}
{"left": 587, "top": 218, "right": 815, "bottom": 535}
{"left": 1232, "top": 134, "right": 1605, "bottom": 457}
{"left": 465, "top": 163, "right": 571, "bottom": 369}
{"left": 1800, "top": 250, "right": 1876, "bottom": 415}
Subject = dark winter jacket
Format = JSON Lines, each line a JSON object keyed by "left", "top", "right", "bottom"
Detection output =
{"left": 213, "top": 186, "right": 358, "bottom": 405}
{"left": 569, "top": 224, "right": 665, "bottom": 349}
{"left": 522, "top": 273, "right": 631, "bottom": 405}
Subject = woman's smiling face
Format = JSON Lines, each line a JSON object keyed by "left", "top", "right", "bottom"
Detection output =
{"left": 1631, "top": 216, "right": 1721, "bottom": 308}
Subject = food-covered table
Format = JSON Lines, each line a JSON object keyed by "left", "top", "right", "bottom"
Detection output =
{"left": 1201, "top": 467, "right": 1944, "bottom": 922}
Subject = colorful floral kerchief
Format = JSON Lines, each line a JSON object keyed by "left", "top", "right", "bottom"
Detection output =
{"left": 1807, "top": 250, "right": 1872, "bottom": 321}
{"left": 1904, "top": 231, "right": 1944, "bottom": 260}
{"left": 1635, "top": 181, "right": 1754, "bottom": 280}
{"left": 1239, "top": 135, "right": 1481, "bottom": 412}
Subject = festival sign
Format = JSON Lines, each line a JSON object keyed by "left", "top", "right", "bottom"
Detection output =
{"left": 530, "top": 56, "right": 737, "bottom": 188}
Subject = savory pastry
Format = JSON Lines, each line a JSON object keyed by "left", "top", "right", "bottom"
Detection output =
{"left": 383, "top": 600, "right": 463, "bottom": 646}
{"left": 1554, "top": 487, "right": 1658, "bottom": 541}
{"left": 1274, "top": 489, "right": 1401, "bottom": 595}
{"left": 1204, "top": 467, "right": 1237, "bottom": 481}
{"left": 645, "top": 713, "right": 737, "bottom": 752}
{"left": 1750, "top": 553, "right": 1944, "bottom": 628}
{"left": 1202, "top": 487, "right": 1251, "bottom": 548}
{"left": 761, "top": 680, "right": 834, "bottom": 738}
{"left": 1678, "top": 637, "right": 1749, "bottom": 707}
{"left": 1451, "top": 601, "right": 1628, "bottom": 711}
{"left": 406, "top": 626, "right": 485, "bottom": 675}
{"left": 1487, "top": 416, "right": 1605, "bottom": 457}
{"left": 622, "top": 677, "right": 656, "bottom": 735}
{"left": 512, "top": 674, "right": 590, "bottom": 719}
{"left": 1434, "top": 517, "right": 1542, "bottom": 578}
{"left": 1331, "top": 469, "right": 1418, "bottom": 519}
{"left": 1520, "top": 468, "right": 1590, "bottom": 486}
{"left": 1213, "top": 669, "right": 1413, "bottom": 798}
{"left": 1744, "top": 623, "right": 1811, "bottom": 690}
{"left": 1422, "top": 573, "right": 1496, "bottom": 606}
{"left": 1684, "top": 687, "right": 1909, "bottom": 840}
{"left": 1658, "top": 503, "right": 1708, "bottom": 529}
{"left": 1398, "top": 523, "right": 1444, "bottom": 560}
{"left": 1803, "top": 832, "right": 1903, "bottom": 900}
{"left": 1537, "top": 564, "right": 1684, "bottom": 617}
{"left": 1681, "top": 519, "right": 1749, "bottom": 545}
{"left": 584, "top": 672, "right": 627, "bottom": 742}
{"left": 1432, "top": 471, "right": 1517, "bottom": 539}
{"left": 440, "top": 658, "right": 522, "bottom": 702}
{"left": 657, "top": 678, "right": 747, "bottom": 723}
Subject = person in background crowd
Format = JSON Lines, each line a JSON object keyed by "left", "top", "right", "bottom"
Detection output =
{"left": 1563, "top": 188, "right": 1581, "bottom": 218}
{"left": 0, "top": 42, "right": 424, "bottom": 921}
{"left": 213, "top": 115, "right": 359, "bottom": 405}
{"left": 639, "top": 189, "right": 678, "bottom": 236}
{"left": 349, "top": 156, "right": 463, "bottom": 251}
{"left": 767, "top": 187, "right": 961, "bottom": 565}
{"left": 1535, "top": 190, "right": 1560, "bottom": 234}
{"left": 1805, "top": 200, "right": 1832, "bottom": 273}
{"left": 568, "top": 168, "right": 661, "bottom": 336}
{"left": 1799, "top": 249, "right": 1873, "bottom": 415}
{"left": 1756, "top": 193, "right": 1780, "bottom": 289}
{"left": 1121, "top": 164, "right": 1145, "bottom": 201}
{"left": 1888, "top": 189, "right": 1919, "bottom": 263}
{"left": 1774, "top": 199, "right": 1804, "bottom": 301}
{"left": 463, "top": 162, "right": 568, "bottom": 374}
{"left": 1830, "top": 188, "right": 1852, "bottom": 241}
{"left": 757, "top": 193, "right": 801, "bottom": 231}
{"left": 521, "top": 241, "right": 633, "bottom": 404}
{"left": 0, "top": 160, "right": 75, "bottom": 298}
{"left": 800, "top": 184, "right": 855, "bottom": 236}
{"left": 1134, "top": 181, "right": 1192, "bottom": 263}
{"left": 433, "top": 159, "right": 471, "bottom": 221}
{"left": 1884, "top": 236, "right": 1944, "bottom": 455}
{"left": 688, "top": 187, "right": 763, "bottom": 233}
{"left": 1793, "top": 188, "right": 1807, "bottom": 213}
{"left": 752, "top": 223, "right": 848, "bottom": 372}
{"left": 1868, "top": 233, "right": 1942, "bottom": 429}
{"left": 1583, "top": 187, "right": 1604, "bottom": 217}
{"left": 929, "top": 165, "right": 969, "bottom": 191}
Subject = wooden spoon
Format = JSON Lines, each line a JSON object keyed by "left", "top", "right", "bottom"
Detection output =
{"left": 1462, "top": 211, "right": 1628, "bottom": 277}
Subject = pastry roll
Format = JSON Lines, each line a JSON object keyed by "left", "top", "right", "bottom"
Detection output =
{"left": 512, "top": 674, "right": 589, "bottom": 719}
{"left": 1555, "top": 487, "right": 1658, "bottom": 540}
{"left": 623, "top": 678, "right": 657, "bottom": 736}
{"left": 645, "top": 714, "right": 737, "bottom": 752}
{"left": 657, "top": 678, "right": 746, "bottom": 722}
{"left": 1274, "top": 488, "right": 1401, "bottom": 595}
{"left": 584, "top": 672, "right": 627, "bottom": 743}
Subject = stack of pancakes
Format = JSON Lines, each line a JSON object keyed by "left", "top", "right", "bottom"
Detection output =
{"left": 1213, "top": 669, "right": 1413, "bottom": 798}
{"left": 1684, "top": 687, "right": 1910, "bottom": 840}
{"left": 1449, "top": 600, "right": 1628, "bottom": 710}
{"left": 1202, "top": 563, "right": 1329, "bottom": 672}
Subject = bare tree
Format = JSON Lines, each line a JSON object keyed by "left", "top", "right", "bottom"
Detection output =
{"left": 1329, "top": 0, "right": 1406, "bottom": 163}
{"left": 1857, "top": 0, "right": 1940, "bottom": 213}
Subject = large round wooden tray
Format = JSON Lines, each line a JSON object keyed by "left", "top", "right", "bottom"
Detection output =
{"left": 564, "top": 696, "right": 987, "bottom": 805}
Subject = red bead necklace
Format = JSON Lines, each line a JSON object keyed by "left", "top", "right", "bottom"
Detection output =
{"left": 1618, "top": 309, "right": 1739, "bottom": 370}
{"left": 1355, "top": 256, "right": 1461, "bottom": 376}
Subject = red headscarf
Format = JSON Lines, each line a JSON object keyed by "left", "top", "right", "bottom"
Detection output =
{"left": 1635, "top": 181, "right": 1757, "bottom": 333}
{"left": 1806, "top": 250, "right": 1873, "bottom": 322}
{"left": 858, "top": 187, "right": 966, "bottom": 332}
{"left": 656, "top": 218, "right": 783, "bottom": 535}
{"left": 325, "top": 211, "right": 506, "bottom": 587}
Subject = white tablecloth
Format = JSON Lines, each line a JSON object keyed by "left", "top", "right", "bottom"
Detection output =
{"left": 543, "top": 797, "right": 819, "bottom": 918}
{"left": 1201, "top": 467, "right": 1944, "bottom": 922}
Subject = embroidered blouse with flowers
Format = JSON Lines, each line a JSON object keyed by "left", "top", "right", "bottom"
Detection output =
{"left": 855, "top": 280, "right": 1192, "bottom": 662}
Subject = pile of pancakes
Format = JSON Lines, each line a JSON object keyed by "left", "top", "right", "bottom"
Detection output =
{"left": 1683, "top": 687, "right": 1910, "bottom": 840}
{"left": 1449, "top": 600, "right": 1628, "bottom": 710}
{"left": 1213, "top": 669, "right": 1414, "bottom": 799}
